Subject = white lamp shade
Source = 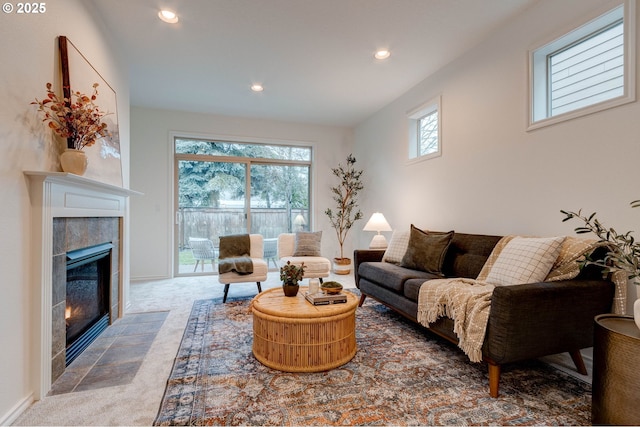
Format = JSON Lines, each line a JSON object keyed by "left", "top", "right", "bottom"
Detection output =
{"left": 363, "top": 212, "right": 392, "bottom": 232}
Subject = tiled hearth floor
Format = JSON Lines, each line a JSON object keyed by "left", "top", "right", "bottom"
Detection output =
{"left": 48, "top": 311, "right": 169, "bottom": 395}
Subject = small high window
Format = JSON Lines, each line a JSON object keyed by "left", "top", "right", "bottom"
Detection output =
{"left": 408, "top": 96, "right": 441, "bottom": 162}
{"left": 529, "top": 2, "right": 635, "bottom": 129}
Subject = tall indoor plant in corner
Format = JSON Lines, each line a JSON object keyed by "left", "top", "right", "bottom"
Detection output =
{"left": 325, "top": 154, "right": 364, "bottom": 275}
{"left": 562, "top": 200, "right": 640, "bottom": 328}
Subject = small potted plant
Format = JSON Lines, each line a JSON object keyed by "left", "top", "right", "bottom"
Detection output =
{"left": 32, "top": 82, "right": 110, "bottom": 175}
{"left": 280, "top": 260, "right": 306, "bottom": 297}
{"left": 324, "top": 154, "right": 364, "bottom": 275}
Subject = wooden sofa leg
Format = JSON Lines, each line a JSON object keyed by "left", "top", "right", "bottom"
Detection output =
{"left": 569, "top": 349, "right": 588, "bottom": 375}
{"left": 358, "top": 294, "right": 367, "bottom": 307}
{"left": 223, "top": 284, "right": 230, "bottom": 303}
{"left": 488, "top": 362, "right": 500, "bottom": 398}
{"left": 256, "top": 282, "right": 262, "bottom": 294}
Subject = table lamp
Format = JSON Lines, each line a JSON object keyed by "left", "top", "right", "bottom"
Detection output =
{"left": 293, "top": 214, "right": 306, "bottom": 231}
{"left": 363, "top": 212, "right": 392, "bottom": 249}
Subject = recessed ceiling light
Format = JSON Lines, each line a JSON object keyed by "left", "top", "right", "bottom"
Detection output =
{"left": 251, "top": 84, "right": 264, "bottom": 92}
{"left": 158, "top": 9, "right": 179, "bottom": 24}
{"left": 374, "top": 49, "right": 391, "bottom": 60}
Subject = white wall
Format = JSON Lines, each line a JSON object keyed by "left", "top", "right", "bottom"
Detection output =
{"left": 0, "top": 2, "right": 129, "bottom": 423}
{"left": 353, "top": 0, "right": 640, "bottom": 312}
{"left": 130, "top": 107, "right": 353, "bottom": 280}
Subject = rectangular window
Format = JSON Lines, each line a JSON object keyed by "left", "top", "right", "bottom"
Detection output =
{"left": 419, "top": 110, "right": 439, "bottom": 156}
{"left": 408, "top": 96, "right": 441, "bottom": 162}
{"left": 549, "top": 21, "right": 623, "bottom": 116}
{"left": 529, "top": 1, "right": 635, "bottom": 129}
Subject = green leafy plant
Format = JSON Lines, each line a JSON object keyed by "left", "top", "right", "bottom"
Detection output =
{"left": 561, "top": 200, "right": 640, "bottom": 280}
{"left": 324, "top": 154, "right": 364, "bottom": 260}
{"left": 280, "top": 260, "right": 305, "bottom": 285}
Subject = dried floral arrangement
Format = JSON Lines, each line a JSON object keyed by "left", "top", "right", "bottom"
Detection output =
{"left": 32, "top": 82, "right": 110, "bottom": 150}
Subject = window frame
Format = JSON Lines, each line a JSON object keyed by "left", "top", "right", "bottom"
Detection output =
{"left": 528, "top": 0, "right": 636, "bottom": 130}
{"left": 407, "top": 95, "right": 442, "bottom": 164}
{"left": 169, "top": 131, "right": 315, "bottom": 276}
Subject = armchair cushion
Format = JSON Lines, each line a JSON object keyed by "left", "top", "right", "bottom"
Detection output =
{"left": 293, "top": 231, "right": 322, "bottom": 256}
{"left": 280, "top": 256, "right": 331, "bottom": 277}
{"left": 278, "top": 233, "right": 330, "bottom": 279}
{"left": 217, "top": 234, "right": 267, "bottom": 284}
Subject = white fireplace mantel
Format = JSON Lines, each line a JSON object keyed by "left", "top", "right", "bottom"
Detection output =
{"left": 24, "top": 171, "right": 141, "bottom": 399}
{"left": 24, "top": 171, "right": 141, "bottom": 217}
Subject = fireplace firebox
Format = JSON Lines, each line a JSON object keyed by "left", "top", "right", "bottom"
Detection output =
{"left": 65, "top": 242, "right": 113, "bottom": 366}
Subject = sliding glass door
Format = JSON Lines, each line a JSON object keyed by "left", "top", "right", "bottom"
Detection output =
{"left": 176, "top": 159, "right": 248, "bottom": 274}
{"left": 174, "top": 138, "right": 311, "bottom": 276}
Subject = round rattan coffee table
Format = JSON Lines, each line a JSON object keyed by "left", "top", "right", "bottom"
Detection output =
{"left": 251, "top": 286, "right": 358, "bottom": 372}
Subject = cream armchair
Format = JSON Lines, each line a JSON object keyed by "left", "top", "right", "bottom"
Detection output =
{"left": 217, "top": 234, "right": 268, "bottom": 303}
{"left": 277, "top": 233, "right": 331, "bottom": 282}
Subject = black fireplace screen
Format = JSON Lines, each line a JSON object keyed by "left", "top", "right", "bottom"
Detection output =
{"left": 65, "top": 242, "right": 112, "bottom": 366}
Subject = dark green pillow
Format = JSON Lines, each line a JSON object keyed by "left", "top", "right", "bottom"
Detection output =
{"left": 400, "top": 225, "right": 454, "bottom": 275}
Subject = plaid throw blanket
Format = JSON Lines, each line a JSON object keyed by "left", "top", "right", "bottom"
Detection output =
{"left": 417, "top": 235, "right": 614, "bottom": 363}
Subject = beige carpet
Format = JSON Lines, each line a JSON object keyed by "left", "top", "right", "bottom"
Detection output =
{"left": 14, "top": 272, "right": 355, "bottom": 426}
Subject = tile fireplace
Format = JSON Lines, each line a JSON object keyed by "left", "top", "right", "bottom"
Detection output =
{"left": 52, "top": 220, "right": 120, "bottom": 381}
{"left": 25, "top": 172, "right": 139, "bottom": 399}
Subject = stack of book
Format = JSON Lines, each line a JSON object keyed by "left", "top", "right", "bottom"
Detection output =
{"left": 305, "top": 291, "right": 347, "bottom": 305}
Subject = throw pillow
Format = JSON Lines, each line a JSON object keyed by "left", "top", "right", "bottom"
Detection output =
{"left": 293, "top": 231, "right": 322, "bottom": 256}
{"left": 484, "top": 236, "right": 566, "bottom": 286}
{"left": 400, "top": 225, "right": 454, "bottom": 275}
{"left": 545, "top": 237, "right": 603, "bottom": 281}
{"left": 382, "top": 230, "right": 410, "bottom": 264}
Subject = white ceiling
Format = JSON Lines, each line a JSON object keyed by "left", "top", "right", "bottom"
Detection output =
{"left": 88, "top": 0, "right": 536, "bottom": 128}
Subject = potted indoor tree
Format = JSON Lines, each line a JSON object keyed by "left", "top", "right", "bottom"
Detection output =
{"left": 324, "top": 154, "right": 364, "bottom": 275}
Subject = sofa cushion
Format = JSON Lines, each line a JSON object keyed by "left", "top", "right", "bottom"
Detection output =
{"left": 484, "top": 236, "right": 565, "bottom": 286}
{"left": 404, "top": 278, "right": 440, "bottom": 302}
{"left": 442, "top": 233, "right": 502, "bottom": 278}
{"left": 382, "top": 230, "right": 410, "bottom": 264}
{"left": 358, "top": 261, "right": 436, "bottom": 293}
{"left": 400, "top": 225, "right": 454, "bottom": 275}
{"left": 293, "top": 231, "right": 322, "bottom": 256}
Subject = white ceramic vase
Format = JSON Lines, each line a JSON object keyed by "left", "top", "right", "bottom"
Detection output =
{"left": 60, "top": 149, "right": 88, "bottom": 175}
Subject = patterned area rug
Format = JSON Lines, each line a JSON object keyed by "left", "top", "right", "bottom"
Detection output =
{"left": 154, "top": 294, "right": 591, "bottom": 425}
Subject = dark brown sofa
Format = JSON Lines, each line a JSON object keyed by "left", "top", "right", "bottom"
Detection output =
{"left": 354, "top": 232, "right": 615, "bottom": 397}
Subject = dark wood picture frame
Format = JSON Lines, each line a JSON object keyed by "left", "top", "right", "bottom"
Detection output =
{"left": 58, "top": 35, "right": 123, "bottom": 187}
